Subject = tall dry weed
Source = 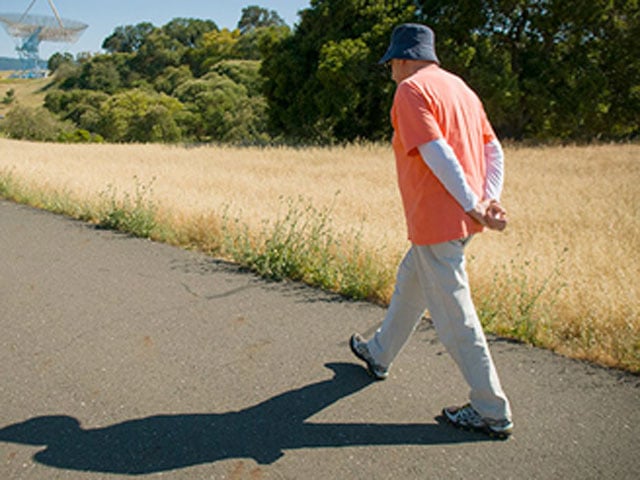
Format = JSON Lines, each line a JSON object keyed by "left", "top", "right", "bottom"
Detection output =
{"left": 0, "top": 138, "right": 637, "bottom": 370}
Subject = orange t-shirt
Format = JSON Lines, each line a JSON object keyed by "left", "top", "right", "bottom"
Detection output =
{"left": 391, "top": 65, "right": 496, "bottom": 245}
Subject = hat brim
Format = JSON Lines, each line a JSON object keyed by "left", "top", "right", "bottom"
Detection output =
{"left": 378, "top": 47, "right": 394, "bottom": 64}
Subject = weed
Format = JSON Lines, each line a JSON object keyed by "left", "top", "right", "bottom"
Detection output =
{"left": 219, "top": 195, "right": 393, "bottom": 302}
{"left": 2, "top": 88, "right": 15, "bottom": 105}
{"left": 0, "top": 168, "right": 16, "bottom": 198}
{"left": 476, "top": 247, "right": 568, "bottom": 346}
{"left": 97, "top": 177, "right": 157, "bottom": 238}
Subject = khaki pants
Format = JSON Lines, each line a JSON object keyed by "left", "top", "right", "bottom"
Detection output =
{"left": 368, "top": 240, "right": 512, "bottom": 421}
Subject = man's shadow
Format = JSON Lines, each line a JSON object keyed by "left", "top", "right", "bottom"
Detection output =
{"left": 0, "top": 363, "right": 486, "bottom": 475}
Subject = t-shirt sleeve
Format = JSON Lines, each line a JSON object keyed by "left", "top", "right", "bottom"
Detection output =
{"left": 393, "top": 81, "right": 442, "bottom": 155}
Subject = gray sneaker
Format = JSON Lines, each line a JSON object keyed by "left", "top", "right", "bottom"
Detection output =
{"left": 443, "top": 403, "right": 513, "bottom": 439}
{"left": 349, "top": 333, "right": 389, "bottom": 380}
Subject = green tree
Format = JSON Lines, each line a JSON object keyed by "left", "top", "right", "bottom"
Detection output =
{"left": 209, "top": 60, "right": 263, "bottom": 93}
{"left": 47, "top": 52, "right": 74, "bottom": 73}
{"left": 174, "top": 72, "right": 268, "bottom": 142}
{"left": 44, "top": 89, "right": 109, "bottom": 132}
{"left": 102, "top": 23, "right": 155, "bottom": 53}
{"left": 417, "top": 0, "right": 640, "bottom": 141}
{"left": 188, "top": 28, "right": 242, "bottom": 75}
{"left": 2, "top": 105, "right": 73, "bottom": 141}
{"left": 238, "top": 5, "right": 286, "bottom": 33}
{"left": 261, "top": 0, "right": 416, "bottom": 142}
{"left": 76, "top": 53, "right": 133, "bottom": 93}
{"left": 234, "top": 24, "right": 291, "bottom": 60}
{"left": 154, "top": 65, "right": 194, "bottom": 95}
{"left": 161, "top": 17, "right": 218, "bottom": 48}
{"left": 156, "top": 18, "right": 220, "bottom": 78}
{"left": 97, "top": 89, "right": 184, "bottom": 142}
{"left": 132, "top": 30, "right": 186, "bottom": 79}
{"left": 48, "top": 60, "right": 82, "bottom": 91}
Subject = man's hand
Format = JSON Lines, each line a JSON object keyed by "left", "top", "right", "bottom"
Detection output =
{"left": 467, "top": 199, "right": 508, "bottom": 231}
{"left": 485, "top": 200, "right": 508, "bottom": 231}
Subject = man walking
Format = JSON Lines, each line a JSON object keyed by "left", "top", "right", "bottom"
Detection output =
{"left": 350, "top": 23, "right": 513, "bottom": 438}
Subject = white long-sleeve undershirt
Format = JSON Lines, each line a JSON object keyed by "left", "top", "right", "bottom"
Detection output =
{"left": 483, "top": 139, "right": 504, "bottom": 201}
{"left": 417, "top": 138, "right": 504, "bottom": 211}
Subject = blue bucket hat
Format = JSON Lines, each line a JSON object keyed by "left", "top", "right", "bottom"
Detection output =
{"left": 379, "top": 23, "right": 439, "bottom": 65}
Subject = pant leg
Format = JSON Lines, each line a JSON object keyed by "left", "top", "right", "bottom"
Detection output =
{"left": 367, "top": 246, "right": 428, "bottom": 367}
{"left": 413, "top": 240, "right": 512, "bottom": 421}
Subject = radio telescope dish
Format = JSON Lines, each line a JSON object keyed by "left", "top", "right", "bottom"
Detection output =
{"left": 0, "top": 0, "right": 88, "bottom": 76}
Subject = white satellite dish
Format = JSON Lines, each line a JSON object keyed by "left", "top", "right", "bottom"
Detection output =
{"left": 0, "top": 0, "right": 88, "bottom": 76}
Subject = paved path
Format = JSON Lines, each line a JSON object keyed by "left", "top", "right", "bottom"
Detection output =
{"left": 1, "top": 200, "right": 638, "bottom": 479}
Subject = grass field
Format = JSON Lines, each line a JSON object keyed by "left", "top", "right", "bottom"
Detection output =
{"left": 0, "top": 138, "right": 638, "bottom": 373}
{"left": 0, "top": 72, "right": 51, "bottom": 113}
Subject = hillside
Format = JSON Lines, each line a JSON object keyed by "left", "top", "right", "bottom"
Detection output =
{"left": 0, "top": 72, "right": 51, "bottom": 115}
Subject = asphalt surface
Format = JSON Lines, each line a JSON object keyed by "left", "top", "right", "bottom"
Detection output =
{"left": 1, "top": 199, "right": 638, "bottom": 480}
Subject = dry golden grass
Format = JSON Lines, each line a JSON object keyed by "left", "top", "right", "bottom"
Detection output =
{"left": 0, "top": 138, "right": 638, "bottom": 371}
{"left": 467, "top": 144, "right": 639, "bottom": 369}
{"left": 0, "top": 139, "right": 408, "bottom": 250}
{"left": 0, "top": 74, "right": 51, "bottom": 113}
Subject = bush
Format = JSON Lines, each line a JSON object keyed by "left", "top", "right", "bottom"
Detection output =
{"left": 44, "top": 89, "right": 109, "bottom": 133}
{"left": 48, "top": 52, "right": 74, "bottom": 73}
{"left": 98, "top": 178, "right": 157, "bottom": 237}
{"left": 97, "top": 88, "right": 184, "bottom": 142}
{"left": 58, "top": 129, "right": 104, "bottom": 143}
{"left": 1, "top": 105, "right": 73, "bottom": 141}
{"left": 208, "top": 60, "right": 263, "bottom": 94}
{"left": 175, "top": 73, "right": 268, "bottom": 142}
{"left": 50, "top": 61, "right": 82, "bottom": 90}
{"left": 2, "top": 89, "right": 16, "bottom": 105}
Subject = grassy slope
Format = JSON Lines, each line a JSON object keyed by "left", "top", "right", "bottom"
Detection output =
{"left": 0, "top": 72, "right": 52, "bottom": 114}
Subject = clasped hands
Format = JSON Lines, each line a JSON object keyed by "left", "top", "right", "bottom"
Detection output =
{"left": 467, "top": 199, "right": 508, "bottom": 231}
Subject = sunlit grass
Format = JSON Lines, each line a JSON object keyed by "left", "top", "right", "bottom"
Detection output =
{"left": 0, "top": 74, "right": 51, "bottom": 113}
{"left": 0, "top": 138, "right": 638, "bottom": 372}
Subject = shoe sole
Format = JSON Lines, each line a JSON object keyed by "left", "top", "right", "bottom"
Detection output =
{"left": 442, "top": 409, "right": 512, "bottom": 440}
{"left": 349, "top": 335, "right": 387, "bottom": 380}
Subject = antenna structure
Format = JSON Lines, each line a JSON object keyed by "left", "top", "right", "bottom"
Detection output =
{"left": 0, "top": 0, "right": 88, "bottom": 76}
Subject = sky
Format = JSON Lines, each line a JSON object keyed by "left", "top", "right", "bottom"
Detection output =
{"left": 0, "top": 0, "right": 311, "bottom": 59}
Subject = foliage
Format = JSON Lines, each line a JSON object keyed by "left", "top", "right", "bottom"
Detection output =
{"left": 1, "top": 105, "right": 73, "bottom": 141}
{"left": 30, "top": 1, "right": 638, "bottom": 144}
{"left": 153, "top": 65, "right": 194, "bottom": 95}
{"left": 50, "top": 61, "right": 82, "bottom": 90}
{"left": 417, "top": 0, "right": 640, "bottom": 141}
{"left": 161, "top": 18, "right": 219, "bottom": 48}
{"left": 193, "top": 29, "right": 242, "bottom": 73}
{"left": 47, "top": 52, "right": 74, "bottom": 73}
{"left": 45, "top": 89, "right": 110, "bottom": 131}
{"left": 37, "top": 15, "right": 280, "bottom": 144}
{"left": 174, "top": 70, "right": 268, "bottom": 143}
{"left": 476, "top": 250, "right": 568, "bottom": 346}
{"left": 220, "top": 196, "right": 393, "bottom": 302}
{"left": 209, "top": 60, "right": 264, "bottom": 94}
{"left": 58, "top": 129, "right": 104, "bottom": 144}
{"left": 233, "top": 25, "right": 291, "bottom": 61}
{"left": 130, "top": 30, "right": 187, "bottom": 78}
{"left": 261, "top": 0, "right": 416, "bottom": 142}
{"left": 75, "top": 53, "right": 133, "bottom": 93}
{"left": 97, "top": 178, "right": 158, "bottom": 238}
{"left": 102, "top": 22, "right": 156, "bottom": 53}
{"left": 97, "top": 89, "right": 184, "bottom": 143}
{"left": 237, "top": 5, "right": 286, "bottom": 33}
{"left": 2, "top": 89, "right": 15, "bottom": 105}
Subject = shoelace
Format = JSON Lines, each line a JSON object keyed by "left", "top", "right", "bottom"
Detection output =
{"left": 457, "top": 404, "right": 483, "bottom": 425}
